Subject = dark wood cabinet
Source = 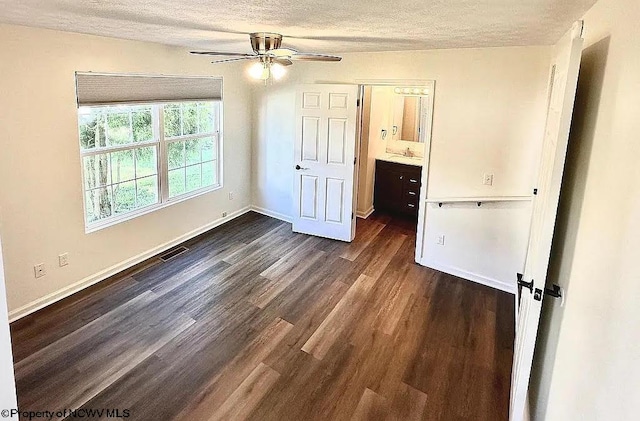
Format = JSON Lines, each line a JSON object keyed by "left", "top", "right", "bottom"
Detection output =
{"left": 374, "top": 160, "right": 422, "bottom": 219}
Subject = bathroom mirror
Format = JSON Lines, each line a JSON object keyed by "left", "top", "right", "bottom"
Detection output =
{"left": 392, "top": 95, "right": 424, "bottom": 143}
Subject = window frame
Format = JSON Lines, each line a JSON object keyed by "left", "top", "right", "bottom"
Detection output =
{"left": 79, "top": 100, "right": 223, "bottom": 233}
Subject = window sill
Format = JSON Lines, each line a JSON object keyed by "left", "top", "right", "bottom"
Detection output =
{"left": 85, "top": 183, "right": 223, "bottom": 234}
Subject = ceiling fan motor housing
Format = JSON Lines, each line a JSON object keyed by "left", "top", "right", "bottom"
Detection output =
{"left": 250, "top": 32, "right": 283, "bottom": 54}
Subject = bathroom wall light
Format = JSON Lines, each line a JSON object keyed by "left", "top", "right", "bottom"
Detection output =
{"left": 393, "top": 86, "right": 429, "bottom": 96}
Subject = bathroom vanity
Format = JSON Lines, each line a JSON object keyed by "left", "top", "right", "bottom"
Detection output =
{"left": 374, "top": 157, "right": 422, "bottom": 218}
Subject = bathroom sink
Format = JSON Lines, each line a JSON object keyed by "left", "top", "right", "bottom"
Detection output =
{"left": 388, "top": 154, "right": 422, "bottom": 160}
{"left": 380, "top": 154, "right": 423, "bottom": 166}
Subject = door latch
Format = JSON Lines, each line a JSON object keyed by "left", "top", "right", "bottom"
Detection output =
{"left": 534, "top": 288, "right": 543, "bottom": 301}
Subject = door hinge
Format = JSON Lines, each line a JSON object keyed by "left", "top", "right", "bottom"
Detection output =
{"left": 352, "top": 212, "right": 354, "bottom": 219}
{"left": 354, "top": 157, "right": 357, "bottom": 165}
{"left": 517, "top": 274, "right": 534, "bottom": 294}
{"left": 357, "top": 98, "right": 361, "bottom": 107}
{"left": 533, "top": 188, "right": 538, "bottom": 195}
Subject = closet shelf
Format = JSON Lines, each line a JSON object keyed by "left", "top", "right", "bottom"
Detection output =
{"left": 426, "top": 196, "right": 532, "bottom": 207}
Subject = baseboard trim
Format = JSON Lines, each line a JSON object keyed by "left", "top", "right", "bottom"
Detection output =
{"left": 8, "top": 206, "right": 251, "bottom": 322}
{"left": 250, "top": 206, "right": 292, "bottom": 223}
{"left": 419, "top": 260, "right": 516, "bottom": 294}
{"left": 356, "top": 206, "right": 374, "bottom": 219}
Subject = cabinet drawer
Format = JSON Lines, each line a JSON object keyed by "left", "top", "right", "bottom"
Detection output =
{"left": 405, "top": 202, "right": 418, "bottom": 213}
{"left": 404, "top": 188, "right": 419, "bottom": 200}
{"left": 406, "top": 175, "right": 421, "bottom": 186}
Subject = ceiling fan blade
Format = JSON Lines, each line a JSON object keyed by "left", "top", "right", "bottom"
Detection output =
{"left": 290, "top": 53, "right": 342, "bottom": 62}
{"left": 191, "top": 51, "right": 256, "bottom": 57}
{"left": 269, "top": 48, "right": 298, "bottom": 58}
{"left": 211, "top": 57, "right": 258, "bottom": 64}
{"left": 273, "top": 58, "right": 293, "bottom": 66}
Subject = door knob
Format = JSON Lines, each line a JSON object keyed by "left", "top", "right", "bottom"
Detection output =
{"left": 295, "top": 165, "right": 309, "bottom": 170}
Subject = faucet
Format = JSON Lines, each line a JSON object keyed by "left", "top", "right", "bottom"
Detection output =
{"left": 403, "top": 147, "right": 414, "bottom": 157}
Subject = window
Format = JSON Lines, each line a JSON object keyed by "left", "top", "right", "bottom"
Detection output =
{"left": 78, "top": 101, "right": 221, "bottom": 230}
{"left": 75, "top": 73, "right": 223, "bottom": 231}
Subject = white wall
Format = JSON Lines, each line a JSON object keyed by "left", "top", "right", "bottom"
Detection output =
{"left": 356, "top": 86, "right": 373, "bottom": 217}
{"left": 252, "top": 46, "right": 550, "bottom": 291}
{"left": 420, "top": 201, "right": 531, "bottom": 293}
{"left": 0, "top": 24, "right": 253, "bottom": 317}
{"left": 0, "top": 238, "right": 17, "bottom": 419}
{"left": 356, "top": 86, "right": 397, "bottom": 217}
{"left": 530, "top": 0, "right": 640, "bottom": 419}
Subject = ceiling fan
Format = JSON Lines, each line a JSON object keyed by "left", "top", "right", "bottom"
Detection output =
{"left": 191, "top": 32, "right": 342, "bottom": 82}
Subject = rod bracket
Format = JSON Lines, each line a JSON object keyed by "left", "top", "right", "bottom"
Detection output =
{"left": 544, "top": 284, "right": 562, "bottom": 299}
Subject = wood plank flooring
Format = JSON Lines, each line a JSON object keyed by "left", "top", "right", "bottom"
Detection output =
{"left": 10, "top": 212, "right": 514, "bottom": 421}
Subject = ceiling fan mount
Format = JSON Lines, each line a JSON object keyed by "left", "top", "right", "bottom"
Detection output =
{"left": 249, "top": 32, "right": 283, "bottom": 54}
{"left": 190, "top": 32, "right": 342, "bottom": 81}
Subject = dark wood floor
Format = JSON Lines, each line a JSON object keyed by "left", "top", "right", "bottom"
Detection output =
{"left": 11, "top": 212, "right": 514, "bottom": 421}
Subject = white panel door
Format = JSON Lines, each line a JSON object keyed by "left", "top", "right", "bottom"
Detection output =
{"left": 293, "top": 84, "right": 359, "bottom": 242}
{"left": 510, "top": 21, "right": 584, "bottom": 421}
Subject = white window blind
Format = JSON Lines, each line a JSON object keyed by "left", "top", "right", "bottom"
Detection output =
{"left": 75, "top": 73, "right": 223, "bottom": 106}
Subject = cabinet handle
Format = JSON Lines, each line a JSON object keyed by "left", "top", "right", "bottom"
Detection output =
{"left": 409, "top": 178, "right": 418, "bottom": 183}
{"left": 400, "top": 176, "right": 403, "bottom": 180}
{"left": 408, "top": 191, "right": 416, "bottom": 196}
{"left": 407, "top": 203, "right": 416, "bottom": 208}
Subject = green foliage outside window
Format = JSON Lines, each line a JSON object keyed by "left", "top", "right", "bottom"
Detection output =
{"left": 79, "top": 102, "right": 219, "bottom": 227}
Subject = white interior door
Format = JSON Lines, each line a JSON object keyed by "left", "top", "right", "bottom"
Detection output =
{"left": 510, "top": 21, "right": 584, "bottom": 421}
{"left": 293, "top": 84, "right": 359, "bottom": 242}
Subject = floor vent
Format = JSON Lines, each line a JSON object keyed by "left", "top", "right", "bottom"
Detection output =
{"left": 159, "top": 246, "right": 189, "bottom": 262}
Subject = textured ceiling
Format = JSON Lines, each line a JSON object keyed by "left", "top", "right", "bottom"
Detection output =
{"left": 0, "top": 0, "right": 596, "bottom": 53}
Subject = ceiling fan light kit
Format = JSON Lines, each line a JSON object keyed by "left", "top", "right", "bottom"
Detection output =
{"left": 191, "top": 32, "right": 342, "bottom": 84}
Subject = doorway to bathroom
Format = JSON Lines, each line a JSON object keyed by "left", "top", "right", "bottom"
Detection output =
{"left": 354, "top": 81, "right": 435, "bottom": 243}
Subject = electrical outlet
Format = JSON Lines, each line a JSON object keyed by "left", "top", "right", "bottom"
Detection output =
{"left": 34, "top": 263, "right": 46, "bottom": 278}
{"left": 222, "top": 211, "right": 228, "bottom": 217}
{"left": 437, "top": 235, "right": 445, "bottom": 246}
{"left": 483, "top": 173, "right": 494, "bottom": 186}
{"left": 58, "top": 253, "right": 69, "bottom": 267}
{"left": 228, "top": 191, "right": 234, "bottom": 200}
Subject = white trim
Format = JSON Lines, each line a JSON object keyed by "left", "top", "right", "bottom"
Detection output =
{"left": 356, "top": 206, "right": 374, "bottom": 219}
{"left": 414, "top": 80, "right": 436, "bottom": 263}
{"left": 421, "top": 260, "right": 516, "bottom": 295}
{"left": 250, "top": 206, "right": 292, "bottom": 224}
{"left": 85, "top": 183, "right": 223, "bottom": 233}
{"left": 9, "top": 206, "right": 251, "bottom": 322}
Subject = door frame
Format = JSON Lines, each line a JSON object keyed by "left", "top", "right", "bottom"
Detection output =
{"left": 353, "top": 79, "right": 436, "bottom": 261}
{"left": 0, "top": 231, "right": 18, "bottom": 415}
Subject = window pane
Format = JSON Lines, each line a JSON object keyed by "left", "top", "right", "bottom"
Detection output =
{"left": 202, "top": 160, "right": 217, "bottom": 187}
{"left": 113, "top": 181, "right": 136, "bottom": 215}
{"left": 132, "top": 108, "right": 153, "bottom": 142}
{"left": 107, "top": 112, "right": 132, "bottom": 145}
{"left": 85, "top": 187, "right": 112, "bottom": 223}
{"left": 198, "top": 103, "right": 215, "bottom": 133}
{"left": 186, "top": 164, "right": 202, "bottom": 192}
{"left": 168, "top": 168, "right": 186, "bottom": 197}
{"left": 168, "top": 141, "right": 185, "bottom": 170}
{"left": 201, "top": 137, "right": 215, "bottom": 161}
{"left": 136, "top": 176, "right": 159, "bottom": 208}
{"left": 164, "top": 105, "right": 181, "bottom": 137}
{"left": 182, "top": 103, "right": 198, "bottom": 135}
{"left": 83, "top": 154, "right": 111, "bottom": 189}
{"left": 185, "top": 139, "right": 201, "bottom": 166}
{"left": 79, "top": 110, "right": 107, "bottom": 150}
{"left": 110, "top": 150, "right": 135, "bottom": 183}
{"left": 135, "top": 146, "right": 157, "bottom": 178}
